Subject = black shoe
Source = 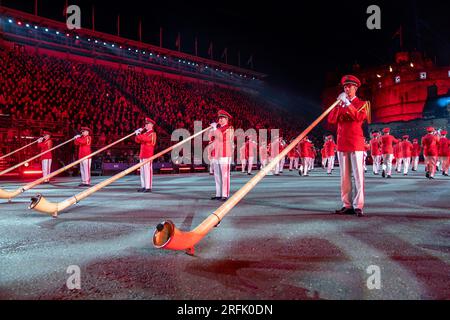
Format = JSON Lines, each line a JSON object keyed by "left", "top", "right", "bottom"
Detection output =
{"left": 429, "top": 176, "right": 434, "bottom": 180}
{"left": 354, "top": 209, "right": 365, "bottom": 217}
{"left": 298, "top": 171, "right": 302, "bottom": 176}
{"left": 404, "top": 174, "right": 407, "bottom": 176}
{"left": 444, "top": 173, "right": 449, "bottom": 177}
{"left": 387, "top": 175, "right": 392, "bottom": 179}
{"left": 79, "top": 184, "right": 85, "bottom": 187}
{"left": 426, "top": 172, "right": 430, "bottom": 178}
{"left": 289, "top": 169, "right": 293, "bottom": 171}
{"left": 382, "top": 170, "right": 386, "bottom": 178}
{"left": 211, "top": 196, "right": 221, "bottom": 200}
{"left": 143, "top": 189, "right": 152, "bottom": 193}
{"left": 275, "top": 174, "right": 280, "bottom": 176}
{"left": 247, "top": 172, "right": 252, "bottom": 175}
{"left": 335, "top": 207, "right": 354, "bottom": 215}
{"left": 137, "top": 188, "right": 145, "bottom": 192}
{"left": 220, "top": 197, "right": 228, "bottom": 201}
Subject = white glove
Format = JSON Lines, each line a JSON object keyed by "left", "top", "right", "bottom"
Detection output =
{"left": 135, "top": 128, "right": 143, "bottom": 135}
{"left": 74, "top": 135, "right": 81, "bottom": 139}
{"left": 37, "top": 138, "right": 43, "bottom": 143}
{"left": 210, "top": 122, "right": 217, "bottom": 130}
{"left": 338, "top": 92, "right": 351, "bottom": 106}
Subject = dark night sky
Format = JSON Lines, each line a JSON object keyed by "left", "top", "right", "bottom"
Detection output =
{"left": 2, "top": 0, "right": 450, "bottom": 103}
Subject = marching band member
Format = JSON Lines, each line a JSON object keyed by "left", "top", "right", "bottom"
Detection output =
{"left": 370, "top": 132, "right": 382, "bottom": 175}
{"left": 321, "top": 142, "right": 328, "bottom": 170}
{"left": 210, "top": 110, "right": 234, "bottom": 201}
{"left": 239, "top": 141, "right": 248, "bottom": 173}
{"left": 259, "top": 141, "right": 268, "bottom": 169}
{"left": 422, "top": 127, "right": 439, "bottom": 179}
{"left": 400, "top": 135, "right": 413, "bottom": 175}
{"left": 288, "top": 141, "right": 300, "bottom": 171}
{"left": 299, "top": 137, "right": 313, "bottom": 177}
{"left": 325, "top": 135, "right": 337, "bottom": 175}
{"left": 394, "top": 140, "right": 404, "bottom": 173}
{"left": 278, "top": 137, "right": 287, "bottom": 174}
{"left": 381, "top": 127, "right": 398, "bottom": 179}
{"left": 411, "top": 138, "right": 421, "bottom": 171}
{"left": 327, "top": 75, "right": 368, "bottom": 217}
{"left": 74, "top": 127, "right": 92, "bottom": 187}
{"left": 246, "top": 136, "right": 257, "bottom": 175}
{"left": 37, "top": 131, "right": 53, "bottom": 183}
{"left": 135, "top": 118, "right": 157, "bottom": 192}
{"left": 438, "top": 130, "right": 449, "bottom": 176}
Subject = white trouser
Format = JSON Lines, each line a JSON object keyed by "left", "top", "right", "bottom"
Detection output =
{"left": 396, "top": 157, "right": 404, "bottom": 172}
{"left": 302, "top": 158, "right": 313, "bottom": 175}
{"left": 412, "top": 156, "right": 419, "bottom": 171}
{"left": 80, "top": 159, "right": 92, "bottom": 185}
{"left": 402, "top": 157, "right": 411, "bottom": 174}
{"left": 372, "top": 155, "right": 381, "bottom": 174}
{"left": 248, "top": 156, "right": 254, "bottom": 173}
{"left": 213, "top": 157, "right": 231, "bottom": 198}
{"left": 337, "top": 151, "right": 365, "bottom": 210}
{"left": 363, "top": 152, "right": 367, "bottom": 171}
{"left": 426, "top": 156, "right": 438, "bottom": 177}
{"left": 322, "top": 157, "right": 327, "bottom": 168}
{"left": 441, "top": 156, "right": 449, "bottom": 174}
{"left": 209, "top": 162, "right": 214, "bottom": 174}
{"left": 260, "top": 159, "right": 267, "bottom": 169}
{"left": 309, "top": 158, "right": 314, "bottom": 170}
{"left": 327, "top": 156, "right": 335, "bottom": 174}
{"left": 241, "top": 159, "right": 247, "bottom": 172}
{"left": 382, "top": 154, "right": 394, "bottom": 176}
{"left": 41, "top": 159, "right": 52, "bottom": 180}
{"left": 279, "top": 157, "right": 285, "bottom": 172}
{"left": 289, "top": 157, "right": 299, "bottom": 170}
{"left": 140, "top": 159, "right": 153, "bottom": 189}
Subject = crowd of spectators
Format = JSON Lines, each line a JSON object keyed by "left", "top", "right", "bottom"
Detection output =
{"left": 1, "top": 46, "right": 306, "bottom": 163}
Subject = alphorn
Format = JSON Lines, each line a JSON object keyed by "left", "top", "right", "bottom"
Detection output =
{"left": 153, "top": 100, "right": 341, "bottom": 255}
{"left": 0, "top": 139, "right": 40, "bottom": 160}
{"left": 0, "top": 137, "right": 77, "bottom": 177}
{"left": 0, "top": 130, "right": 140, "bottom": 201}
{"left": 29, "top": 126, "right": 212, "bottom": 217}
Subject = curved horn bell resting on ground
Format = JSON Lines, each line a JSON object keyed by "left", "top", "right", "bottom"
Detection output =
{"left": 153, "top": 100, "right": 341, "bottom": 255}
{"left": 29, "top": 126, "right": 212, "bottom": 217}
{"left": 0, "top": 139, "right": 40, "bottom": 161}
{"left": 0, "top": 131, "right": 139, "bottom": 202}
{"left": 0, "top": 137, "right": 77, "bottom": 177}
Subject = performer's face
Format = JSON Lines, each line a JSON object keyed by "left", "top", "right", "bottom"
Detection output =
{"left": 218, "top": 116, "right": 228, "bottom": 126}
{"left": 82, "top": 130, "right": 89, "bottom": 136}
{"left": 145, "top": 123, "right": 153, "bottom": 131}
{"left": 344, "top": 84, "right": 357, "bottom": 99}
{"left": 44, "top": 134, "right": 50, "bottom": 140}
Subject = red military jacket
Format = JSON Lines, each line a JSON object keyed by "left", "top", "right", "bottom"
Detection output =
{"left": 299, "top": 140, "right": 312, "bottom": 158}
{"left": 74, "top": 136, "right": 92, "bottom": 159}
{"left": 381, "top": 134, "right": 398, "bottom": 155}
{"left": 327, "top": 97, "right": 368, "bottom": 152}
{"left": 422, "top": 134, "right": 439, "bottom": 157}
{"left": 438, "top": 137, "right": 449, "bottom": 157}
{"left": 370, "top": 138, "right": 381, "bottom": 156}
{"left": 400, "top": 140, "right": 413, "bottom": 158}
{"left": 214, "top": 124, "right": 234, "bottom": 158}
{"left": 135, "top": 129, "right": 157, "bottom": 159}
{"left": 324, "top": 140, "right": 337, "bottom": 157}
{"left": 394, "top": 142, "right": 403, "bottom": 158}
{"left": 411, "top": 142, "right": 421, "bottom": 157}
{"left": 38, "top": 138, "right": 53, "bottom": 161}
{"left": 321, "top": 147, "right": 327, "bottom": 159}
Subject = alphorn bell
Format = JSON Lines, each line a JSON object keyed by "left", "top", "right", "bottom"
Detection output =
{"left": 0, "top": 130, "right": 140, "bottom": 202}
{"left": 0, "top": 136, "right": 77, "bottom": 177}
{"left": 0, "top": 139, "right": 41, "bottom": 160}
{"left": 29, "top": 126, "right": 212, "bottom": 217}
{"left": 153, "top": 100, "right": 341, "bottom": 255}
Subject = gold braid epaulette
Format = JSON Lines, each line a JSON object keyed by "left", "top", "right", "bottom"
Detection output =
{"left": 357, "top": 101, "right": 371, "bottom": 124}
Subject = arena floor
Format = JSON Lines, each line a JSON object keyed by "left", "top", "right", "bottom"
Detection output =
{"left": 0, "top": 165, "right": 449, "bottom": 300}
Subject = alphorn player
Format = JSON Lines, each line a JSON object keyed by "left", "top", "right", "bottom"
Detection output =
{"left": 327, "top": 75, "right": 368, "bottom": 217}
{"left": 74, "top": 127, "right": 92, "bottom": 187}
{"left": 210, "top": 110, "right": 234, "bottom": 201}
{"left": 37, "top": 131, "right": 53, "bottom": 184}
{"left": 135, "top": 117, "right": 157, "bottom": 192}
